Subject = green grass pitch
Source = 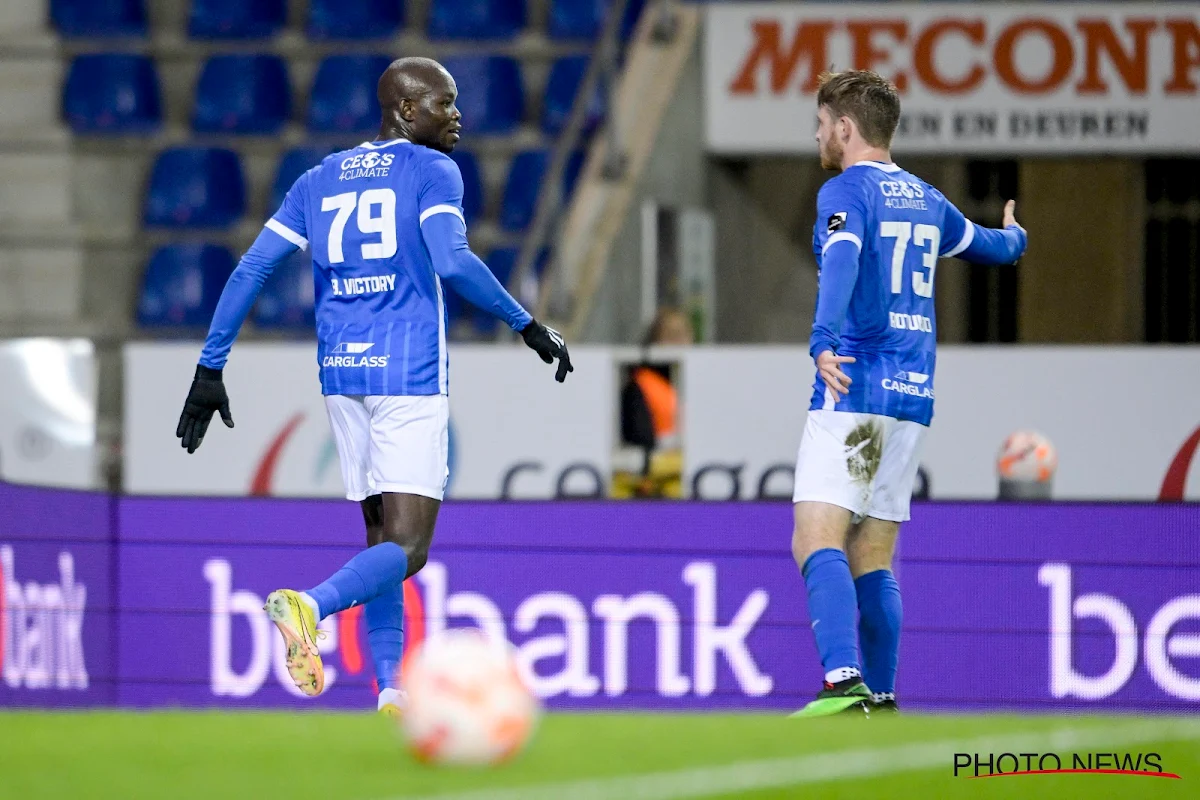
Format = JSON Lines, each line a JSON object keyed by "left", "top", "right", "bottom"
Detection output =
{"left": 1, "top": 711, "right": 1196, "bottom": 799}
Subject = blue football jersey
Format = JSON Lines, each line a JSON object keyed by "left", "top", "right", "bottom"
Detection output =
{"left": 808, "top": 161, "right": 976, "bottom": 426}
{"left": 269, "top": 139, "right": 466, "bottom": 396}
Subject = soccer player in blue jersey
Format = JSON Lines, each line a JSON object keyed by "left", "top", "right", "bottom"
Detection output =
{"left": 790, "top": 70, "right": 1027, "bottom": 717}
{"left": 174, "top": 58, "right": 572, "bottom": 714}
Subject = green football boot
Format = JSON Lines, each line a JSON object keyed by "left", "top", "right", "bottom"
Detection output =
{"left": 790, "top": 678, "right": 872, "bottom": 718}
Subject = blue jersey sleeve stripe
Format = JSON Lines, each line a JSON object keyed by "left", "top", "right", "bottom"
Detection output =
{"left": 943, "top": 220, "right": 975, "bottom": 258}
{"left": 419, "top": 204, "right": 464, "bottom": 225}
{"left": 822, "top": 231, "right": 863, "bottom": 255}
{"left": 265, "top": 218, "right": 308, "bottom": 250}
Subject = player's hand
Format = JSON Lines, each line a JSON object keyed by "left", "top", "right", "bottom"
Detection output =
{"left": 521, "top": 319, "right": 573, "bottom": 383}
{"left": 816, "top": 350, "right": 855, "bottom": 400}
{"left": 176, "top": 365, "right": 234, "bottom": 454}
{"left": 1002, "top": 200, "right": 1024, "bottom": 232}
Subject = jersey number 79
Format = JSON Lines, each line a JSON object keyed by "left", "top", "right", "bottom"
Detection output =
{"left": 321, "top": 189, "right": 398, "bottom": 264}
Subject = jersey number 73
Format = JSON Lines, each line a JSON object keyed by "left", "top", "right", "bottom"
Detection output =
{"left": 881, "top": 221, "right": 940, "bottom": 299}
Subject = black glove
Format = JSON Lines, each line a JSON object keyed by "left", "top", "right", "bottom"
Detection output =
{"left": 176, "top": 364, "right": 234, "bottom": 454}
{"left": 521, "top": 319, "right": 573, "bottom": 383}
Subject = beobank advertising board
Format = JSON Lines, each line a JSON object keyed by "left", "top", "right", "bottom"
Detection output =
{"left": 4, "top": 480, "right": 1198, "bottom": 712}
{"left": 0, "top": 484, "right": 115, "bottom": 707}
{"left": 704, "top": 3, "right": 1200, "bottom": 154}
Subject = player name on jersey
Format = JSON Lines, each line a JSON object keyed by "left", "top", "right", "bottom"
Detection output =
{"left": 331, "top": 274, "right": 397, "bottom": 296}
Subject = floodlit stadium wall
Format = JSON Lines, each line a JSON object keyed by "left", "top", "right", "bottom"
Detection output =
{"left": 2, "top": 480, "right": 1198, "bottom": 712}
{"left": 123, "top": 343, "right": 1200, "bottom": 501}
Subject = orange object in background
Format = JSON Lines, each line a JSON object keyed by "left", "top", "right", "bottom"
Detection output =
{"left": 632, "top": 366, "right": 678, "bottom": 439}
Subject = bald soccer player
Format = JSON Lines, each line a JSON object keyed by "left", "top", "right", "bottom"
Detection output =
{"left": 175, "top": 58, "right": 572, "bottom": 714}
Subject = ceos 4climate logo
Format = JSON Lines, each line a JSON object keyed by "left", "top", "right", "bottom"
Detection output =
{"left": 338, "top": 152, "right": 394, "bottom": 181}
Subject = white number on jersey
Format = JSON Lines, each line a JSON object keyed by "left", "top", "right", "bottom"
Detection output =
{"left": 881, "top": 221, "right": 940, "bottom": 299}
{"left": 321, "top": 189, "right": 398, "bottom": 264}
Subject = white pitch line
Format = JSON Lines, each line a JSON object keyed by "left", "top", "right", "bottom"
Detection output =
{"left": 388, "top": 719, "right": 1200, "bottom": 800}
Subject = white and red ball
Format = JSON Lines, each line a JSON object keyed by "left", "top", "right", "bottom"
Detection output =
{"left": 997, "top": 430, "right": 1058, "bottom": 483}
{"left": 398, "top": 629, "right": 540, "bottom": 766}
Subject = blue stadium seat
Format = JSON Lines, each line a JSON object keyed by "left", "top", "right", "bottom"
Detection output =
{"left": 447, "top": 150, "right": 484, "bottom": 223}
{"left": 308, "top": 55, "right": 392, "bottom": 134}
{"left": 547, "top": 0, "right": 645, "bottom": 41}
{"left": 499, "top": 150, "right": 545, "bottom": 231}
{"left": 548, "top": 0, "right": 603, "bottom": 40}
{"left": 500, "top": 150, "right": 585, "bottom": 231}
{"left": 193, "top": 55, "right": 290, "bottom": 134}
{"left": 542, "top": 56, "right": 604, "bottom": 135}
{"left": 62, "top": 54, "right": 161, "bottom": 134}
{"left": 138, "top": 244, "right": 235, "bottom": 327}
{"left": 144, "top": 147, "right": 245, "bottom": 228}
{"left": 189, "top": 0, "right": 286, "bottom": 39}
{"left": 428, "top": 0, "right": 525, "bottom": 40}
{"left": 440, "top": 56, "right": 523, "bottom": 135}
{"left": 308, "top": 0, "right": 403, "bottom": 40}
{"left": 51, "top": 0, "right": 147, "bottom": 37}
{"left": 270, "top": 147, "right": 334, "bottom": 212}
{"left": 253, "top": 250, "right": 316, "bottom": 329}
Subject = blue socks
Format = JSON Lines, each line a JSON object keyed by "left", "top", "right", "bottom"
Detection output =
{"left": 305, "top": 542, "right": 408, "bottom": 620}
{"left": 801, "top": 548, "right": 860, "bottom": 680}
{"left": 364, "top": 583, "right": 405, "bottom": 690}
{"left": 856, "top": 569, "right": 902, "bottom": 695}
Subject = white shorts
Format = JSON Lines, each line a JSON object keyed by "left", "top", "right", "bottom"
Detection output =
{"left": 324, "top": 394, "right": 449, "bottom": 502}
{"left": 792, "top": 409, "right": 927, "bottom": 523}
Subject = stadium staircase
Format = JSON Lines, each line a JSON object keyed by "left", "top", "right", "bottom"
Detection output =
{"left": 0, "top": 1, "right": 81, "bottom": 336}
{"left": 515, "top": 0, "right": 699, "bottom": 341}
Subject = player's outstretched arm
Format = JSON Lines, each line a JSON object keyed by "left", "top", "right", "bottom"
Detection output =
{"left": 944, "top": 199, "right": 1027, "bottom": 266}
{"left": 420, "top": 212, "right": 572, "bottom": 382}
{"left": 176, "top": 227, "right": 298, "bottom": 453}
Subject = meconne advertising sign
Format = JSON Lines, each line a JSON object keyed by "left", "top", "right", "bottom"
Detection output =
{"left": 705, "top": 3, "right": 1200, "bottom": 154}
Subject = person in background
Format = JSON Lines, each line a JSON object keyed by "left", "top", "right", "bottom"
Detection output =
{"left": 616, "top": 308, "right": 693, "bottom": 498}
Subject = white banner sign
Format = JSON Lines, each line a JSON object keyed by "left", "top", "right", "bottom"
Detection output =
{"left": 0, "top": 338, "right": 98, "bottom": 488}
{"left": 683, "top": 347, "right": 1200, "bottom": 501}
{"left": 124, "top": 343, "right": 1200, "bottom": 501}
{"left": 705, "top": 3, "right": 1200, "bottom": 154}
{"left": 123, "top": 343, "right": 613, "bottom": 499}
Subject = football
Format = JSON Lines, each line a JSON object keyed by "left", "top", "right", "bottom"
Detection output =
{"left": 398, "top": 629, "right": 540, "bottom": 766}
{"left": 997, "top": 430, "right": 1058, "bottom": 483}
